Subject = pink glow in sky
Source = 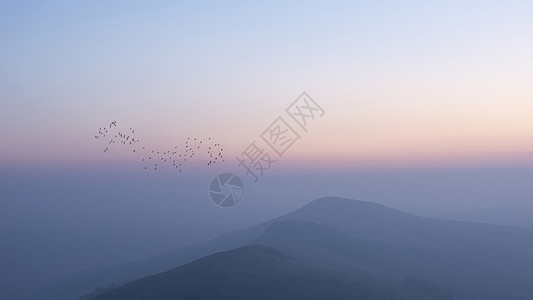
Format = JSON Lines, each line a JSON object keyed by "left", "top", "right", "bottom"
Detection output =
{"left": 1, "top": 1, "right": 532, "bottom": 171}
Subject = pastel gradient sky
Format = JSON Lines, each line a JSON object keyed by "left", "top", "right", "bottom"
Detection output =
{"left": 2, "top": 0, "right": 532, "bottom": 170}
{"left": 3, "top": 5, "right": 533, "bottom": 297}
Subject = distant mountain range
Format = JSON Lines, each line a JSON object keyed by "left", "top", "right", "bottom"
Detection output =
{"left": 422, "top": 206, "right": 533, "bottom": 228}
{"left": 35, "top": 197, "right": 533, "bottom": 300}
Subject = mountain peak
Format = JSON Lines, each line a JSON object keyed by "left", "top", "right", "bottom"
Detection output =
{"left": 280, "top": 196, "right": 417, "bottom": 224}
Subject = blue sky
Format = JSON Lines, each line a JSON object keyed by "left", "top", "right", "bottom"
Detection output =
{"left": 2, "top": 1, "right": 533, "bottom": 165}
{"left": 1, "top": 1, "right": 533, "bottom": 230}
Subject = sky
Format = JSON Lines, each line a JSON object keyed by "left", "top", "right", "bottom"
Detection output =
{"left": 1, "top": 1, "right": 533, "bottom": 231}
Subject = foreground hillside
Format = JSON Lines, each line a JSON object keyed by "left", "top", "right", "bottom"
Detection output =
{"left": 90, "top": 245, "right": 447, "bottom": 300}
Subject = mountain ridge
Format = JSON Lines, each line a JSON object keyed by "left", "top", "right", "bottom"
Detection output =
{"left": 89, "top": 244, "right": 443, "bottom": 300}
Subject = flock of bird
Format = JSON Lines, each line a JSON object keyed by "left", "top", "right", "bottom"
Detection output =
{"left": 94, "top": 121, "right": 225, "bottom": 172}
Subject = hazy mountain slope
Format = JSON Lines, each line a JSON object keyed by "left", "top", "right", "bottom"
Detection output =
{"left": 89, "top": 245, "right": 437, "bottom": 300}
{"left": 423, "top": 206, "right": 533, "bottom": 228}
{"left": 0, "top": 225, "right": 248, "bottom": 300}
{"left": 277, "top": 197, "right": 533, "bottom": 258}
{"left": 255, "top": 220, "right": 532, "bottom": 299}
{"left": 39, "top": 197, "right": 533, "bottom": 300}
{"left": 36, "top": 223, "right": 270, "bottom": 300}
